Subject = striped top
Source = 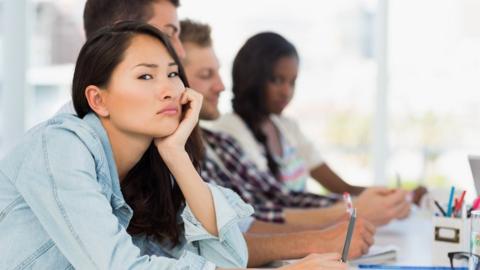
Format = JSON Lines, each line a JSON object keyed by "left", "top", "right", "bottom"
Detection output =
{"left": 272, "top": 133, "right": 309, "bottom": 192}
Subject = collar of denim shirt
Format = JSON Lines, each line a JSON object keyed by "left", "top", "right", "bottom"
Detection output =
{"left": 83, "top": 113, "right": 123, "bottom": 202}
{"left": 82, "top": 113, "right": 134, "bottom": 227}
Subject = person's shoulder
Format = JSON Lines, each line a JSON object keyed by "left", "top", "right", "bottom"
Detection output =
{"left": 0, "top": 114, "right": 100, "bottom": 183}
{"left": 43, "top": 114, "right": 100, "bottom": 145}
{"left": 201, "top": 128, "right": 243, "bottom": 149}
{"left": 271, "top": 114, "right": 299, "bottom": 129}
{"left": 210, "top": 113, "right": 249, "bottom": 134}
{"left": 214, "top": 113, "right": 244, "bottom": 126}
{"left": 4, "top": 114, "right": 95, "bottom": 155}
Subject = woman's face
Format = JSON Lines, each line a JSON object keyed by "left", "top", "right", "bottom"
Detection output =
{"left": 265, "top": 55, "right": 298, "bottom": 115}
{"left": 102, "top": 34, "right": 184, "bottom": 138}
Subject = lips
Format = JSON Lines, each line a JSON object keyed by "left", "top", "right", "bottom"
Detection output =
{"left": 157, "top": 105, "right": 179, "bottom": 115}
{"left": 278, "top": 99, "right": 289, "bottom": 107}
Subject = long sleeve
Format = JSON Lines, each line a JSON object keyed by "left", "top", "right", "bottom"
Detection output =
{"left": 201, "top": 129, "right": 338, "bottom": 223}
{"left": 138, "top": 184, "right": 253, "bottom": 269}
{"left": 13, "top": 126, "right": 218, "bottom": 270}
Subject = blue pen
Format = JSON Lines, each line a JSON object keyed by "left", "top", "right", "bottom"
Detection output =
{"left": 358, "top": 265, "right": 467, "bottom": 270}
{"left": 446, "top": 186, "right": 455, "bottom": 217}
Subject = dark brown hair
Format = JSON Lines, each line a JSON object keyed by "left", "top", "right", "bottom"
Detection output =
{"left": 83, "top": 0, "right": 180, "bottom": 39}
{"left": 179, "top": 19, "right": 212, "bottom": 47}
{"left": 72, "top": 21, "right": 203, "bottom": 245}
{"left": 231, "top": 32, "right": 298, "bottom": 177}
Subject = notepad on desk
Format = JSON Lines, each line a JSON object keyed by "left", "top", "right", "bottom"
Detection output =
{"left": 350, "top": 244, "right": 398, "bottom": 264}
{"left": 270, "top": 244, "right": 398, "bottom": 267}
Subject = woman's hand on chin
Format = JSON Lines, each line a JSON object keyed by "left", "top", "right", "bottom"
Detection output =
{"left": 154, "top": 88, "right": 203, "bottom": 159}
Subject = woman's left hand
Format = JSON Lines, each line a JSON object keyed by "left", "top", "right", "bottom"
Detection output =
{"left": 154, "top": 88, "right": 202, "bottom": 158}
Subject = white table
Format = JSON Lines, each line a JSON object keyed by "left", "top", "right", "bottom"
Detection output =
{"left": 371, "top": 208, "right": 434, "bottom": 265}
{"left": 271, "top": 208, "right": 446, "bottom": 268}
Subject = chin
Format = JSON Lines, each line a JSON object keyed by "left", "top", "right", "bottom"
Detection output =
{"left": 149, "top": 121, "right": 180, "bottom": 138}
{"left": 200, "top": 109, "right": 220, "bottom": 121}
{"left": 271, "top": 109, "right": 284, "bottom": 115}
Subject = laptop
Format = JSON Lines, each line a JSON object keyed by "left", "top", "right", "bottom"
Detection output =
{"left": 468, "top": 155, "right": 480, "bottom": 196}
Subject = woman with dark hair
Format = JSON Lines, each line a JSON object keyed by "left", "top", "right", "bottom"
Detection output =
{"left": 211, "top": 32, "right": 414, "bottom": 227}
{"left": 1, "top": 21, "right": 250, "bottom": 270}
{"left": 0, "top": 22, "right": 346, "bottom": 270}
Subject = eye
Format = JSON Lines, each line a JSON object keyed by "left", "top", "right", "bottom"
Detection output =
{"left": 168, "top": 71, "right": 179, "bottom": 78}
{"left": 270, "top": 76, "right": 283, "bottom": 85}
{"left": 199, "top": 70, "right": 214, "bottom": 80}
{"left": 138, "top": 74, "right": 153, "bottom": 80}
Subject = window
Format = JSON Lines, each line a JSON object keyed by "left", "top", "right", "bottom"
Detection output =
{"left": 388, "top": 0, "right": 480, "bottom": 193}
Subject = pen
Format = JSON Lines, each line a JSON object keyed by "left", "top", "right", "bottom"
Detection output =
{"left": 473, "top": 197, "right": 480, "bottom": 211}
{"left": 343, "top": 192, "right": 353, "bottom": 215}
{"left": 434, "top": 200, "right": 447, "bottom": 216}
{"left": 453, "top": 198, "right": 459, "bottom": 217}
{"left": 341, "top": 208, "right": 356, "bottom": 262}
{"left": 456, "top": 191, "right": 466, "bottom": 212}
{"left": 396, "top": 173, "right": 402, "bottom": 188}
{"left": 446, "top": 186, "right": 455, "bottom": 217}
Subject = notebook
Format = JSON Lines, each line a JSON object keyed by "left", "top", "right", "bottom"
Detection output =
{"left": 350, "top": 245, "right": 398, "bottom": 264}
{"left": 271, "top": 244, "right": 398, "bottom": 267}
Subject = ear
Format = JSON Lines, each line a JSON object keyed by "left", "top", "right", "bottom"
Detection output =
{"left": 85, "top": 85, "right": 109, "bottom": 117}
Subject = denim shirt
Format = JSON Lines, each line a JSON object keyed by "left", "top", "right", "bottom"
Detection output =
{"left": 0, "top": 113, "right": 253, "bottom": 270}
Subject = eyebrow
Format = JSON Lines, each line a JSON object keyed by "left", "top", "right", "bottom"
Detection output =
{"left": 134, "top": 63, "right": 158, "bottom": 68}
{"left": 133, "top": 62, "right": 177, "bottom": 69}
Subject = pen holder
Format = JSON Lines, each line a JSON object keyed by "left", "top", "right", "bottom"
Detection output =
{"left": 432, "top": 215, "right": 470, "bottom": 266}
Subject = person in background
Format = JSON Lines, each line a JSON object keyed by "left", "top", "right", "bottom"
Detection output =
{"left": 179, "top": 19, "right": 375, "bottom": 266}
{"left": 210, "top": 31, "right": 417, "bottom": 227}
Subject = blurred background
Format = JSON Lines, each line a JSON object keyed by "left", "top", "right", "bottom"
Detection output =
{"left": 1, "top": 0, "right": 480, "bottom": 194}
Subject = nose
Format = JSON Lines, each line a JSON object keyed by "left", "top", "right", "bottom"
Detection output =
{"left": 213, "top": 75, "right": 225, "bottom": 94}
{"left": 171, "top": 36, "right": 186, "bottom": 60}
{"left": 280, "top": 82, "right": 293, "bottom": 98}
{"left": 156, "top": 80, "right": 183, "bottom": 101}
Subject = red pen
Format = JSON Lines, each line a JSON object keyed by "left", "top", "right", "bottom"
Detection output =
{"left": 453, "top": 198, "right": 458, "bottom": 216}
{"left": 473, "top": 197, "right": 480, "bottom": 211}
{"left": 454, "top": 191, "right": 466, "bottom": 216}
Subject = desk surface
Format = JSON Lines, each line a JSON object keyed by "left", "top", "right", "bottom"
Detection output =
{"left": 372, "top": 208, "right": 433, "bottom": 266}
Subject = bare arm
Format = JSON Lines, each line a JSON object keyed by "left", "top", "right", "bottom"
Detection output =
{"left": 163, "top": 152, "right": 218, "bottom": 236}
{"left": 156, "top": 89, "right": 218, "bottom": 236}
{"left": 244, "top": 232, "right": 319, "bottom": 267}
{"left": 218, "top": 253, "right": 347, "bottom": 269}
{"left": 245, "top": 219, "right": 375, "bottom": 267}
{"left": 283, "top": 202, "right": 346, "bottom": 228}
{"left": 248, "top": 220, "right": 322, "bottom": 234}
{"left": 310, "top": 163, "right": 365, "bottom": 195}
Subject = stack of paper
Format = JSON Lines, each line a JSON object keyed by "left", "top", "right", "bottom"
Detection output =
{"left": 350, "top": 245, "right": 398, "bottom": 265}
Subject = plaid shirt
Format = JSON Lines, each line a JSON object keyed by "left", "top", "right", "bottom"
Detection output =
{"left": 200, "top": 128, "right": 338, "bottom": 223}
